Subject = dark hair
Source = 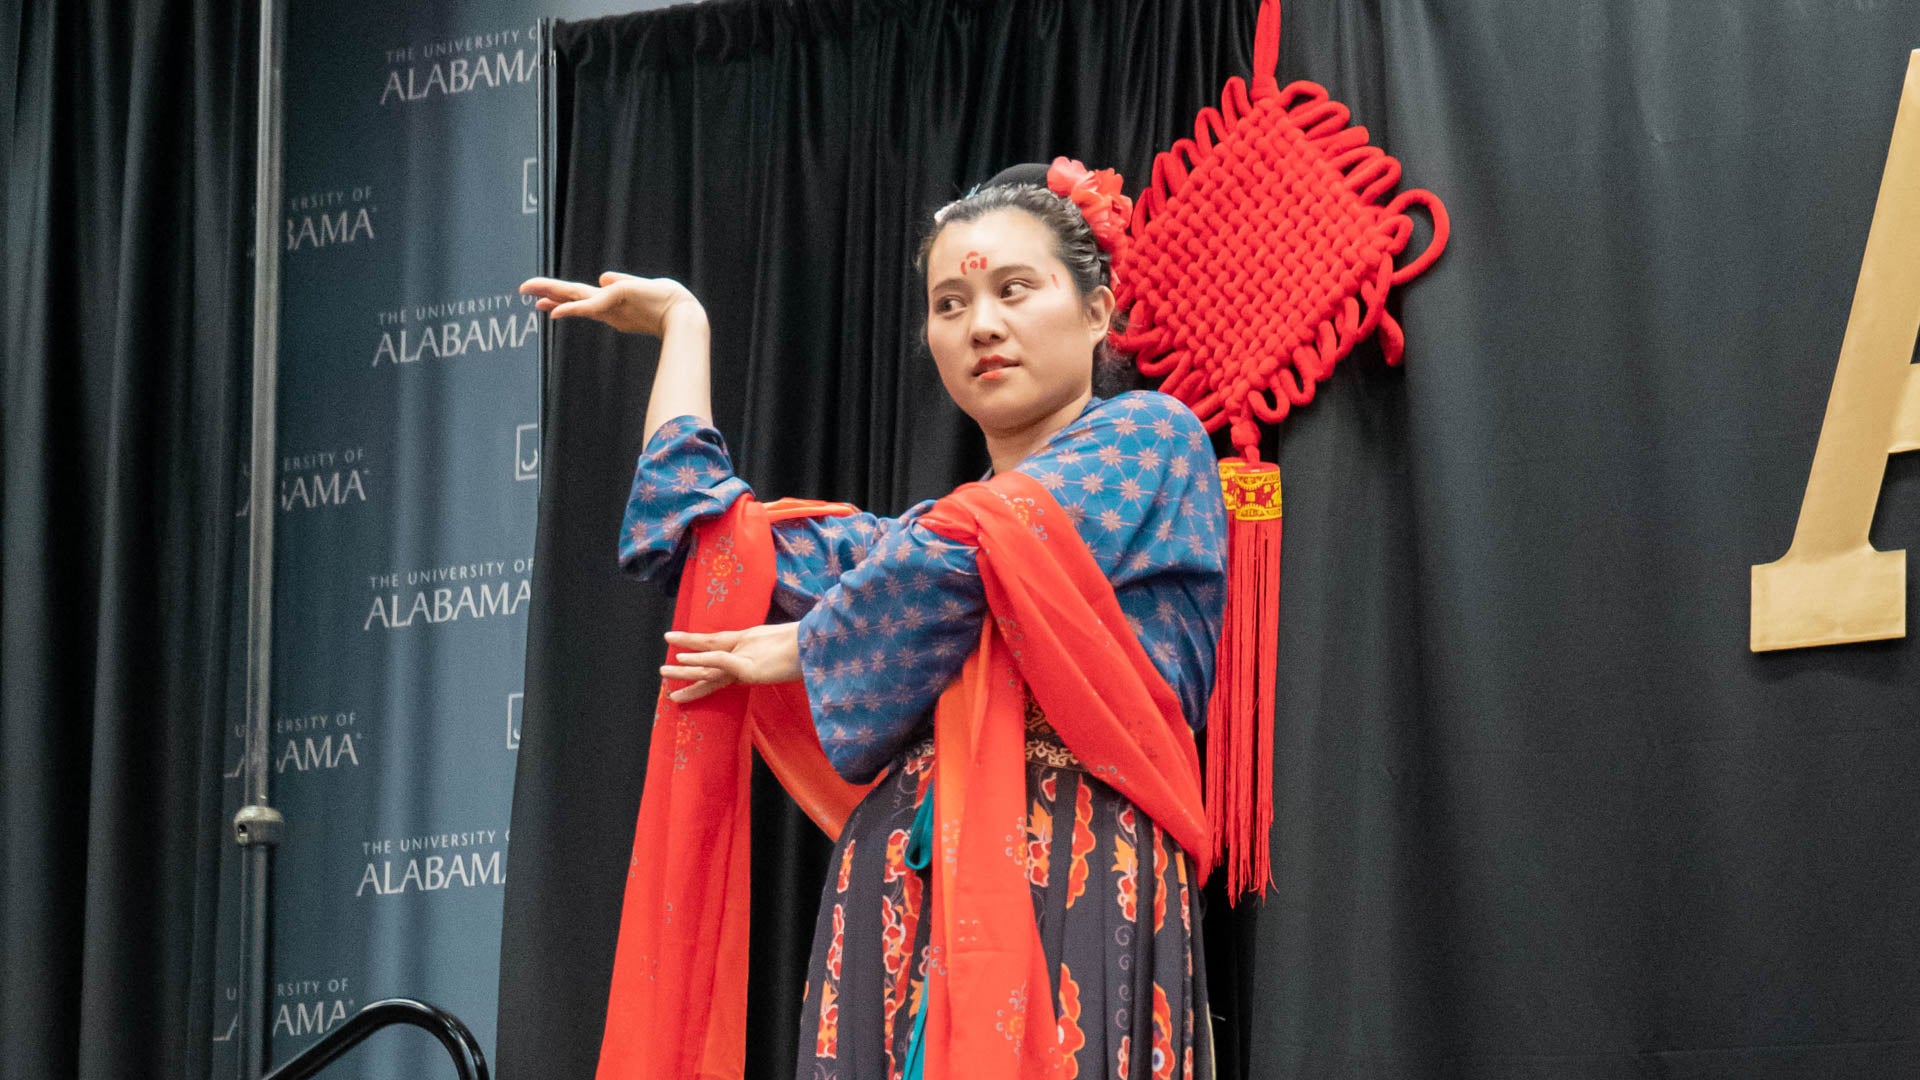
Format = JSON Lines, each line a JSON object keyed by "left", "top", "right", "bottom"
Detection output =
{"left": 915, "top": 174, "right": 1141, "bottom": 397}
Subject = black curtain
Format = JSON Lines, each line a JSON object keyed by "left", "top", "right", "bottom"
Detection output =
{"left": 502, "top": 1, "right": 1920, "bottom": 1078}
{"left": 1, "top": 1, "right": 255, "bottom": 1078}
{"left": 499, "top": 2, "right": 1261, "bottom": 1077}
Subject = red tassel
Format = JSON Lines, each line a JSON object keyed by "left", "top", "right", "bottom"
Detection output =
{"left": 1206, "top": 459, "right": 1281, "bottom": 903}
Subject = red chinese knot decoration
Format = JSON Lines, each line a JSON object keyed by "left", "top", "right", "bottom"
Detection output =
{"left": 1058, "top": 0, "right": 1451, "bottom": 904}
{"left": 1109, "top": 0, "right": 1450, "bottom": 462}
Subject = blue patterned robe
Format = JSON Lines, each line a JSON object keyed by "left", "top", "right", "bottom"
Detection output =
{"left": 620, "top": 391, "right": 1228, "bottom": 782}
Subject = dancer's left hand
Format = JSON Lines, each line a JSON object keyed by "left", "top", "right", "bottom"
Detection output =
{"left": 660, "top": 624, "right": 802, "bottom": 703}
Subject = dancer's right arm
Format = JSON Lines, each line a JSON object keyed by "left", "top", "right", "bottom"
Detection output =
{"left": 518, "top": 271, "right": 711, "bottom": 443}
{"left": 521, "top": 272, "right": 888, "bottom": 605}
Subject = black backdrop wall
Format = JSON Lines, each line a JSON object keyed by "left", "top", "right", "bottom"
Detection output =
{"left": 498, "top": 3, "right": 1264, "bottom": 1076}
{"left": 499, "top": 1, "right": 1920, "bottom": 1078}
{"left": 1, "top": 0, "right": 255, "bottom": 1077}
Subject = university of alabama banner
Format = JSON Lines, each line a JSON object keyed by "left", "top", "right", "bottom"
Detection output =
{"left": 204, "top": 1, "right": 675, "bottom": 1076}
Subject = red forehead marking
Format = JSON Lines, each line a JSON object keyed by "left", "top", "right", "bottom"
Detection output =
{"left": 959, "top": 250, "right": 989, "bottom": 276}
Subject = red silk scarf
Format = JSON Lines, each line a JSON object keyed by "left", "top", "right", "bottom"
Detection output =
{"left": 595, "top": 496, "right": 870, "bottom": 1080}
{"left": 914, "top": 472, "right": 1210, "bottom": 1080}
{"left": 596, "top": 475, "right": 1208, "bottom": 1080}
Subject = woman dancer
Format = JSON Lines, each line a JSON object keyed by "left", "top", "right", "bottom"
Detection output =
{"left": 522, "top": 161, "right": 1227, "bottom": 1080}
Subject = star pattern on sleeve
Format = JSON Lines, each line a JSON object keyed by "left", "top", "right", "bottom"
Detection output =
{"left": 797, "top": 517, "right": 986, "bottom": 782}
{"left": 766, "top": 505, "right": 912, "bottom": 619}
{"left": 1011, "top": 392, "right": 1224, "bottom": 587}
{"left": 617, "top": 417, "right": 753, "bottom": 585}
{"left": 618, "top": 415, "right": 897, "bottom": 620}
{"left": 1007, "top": 392, "right": 1230, "bottom": 729}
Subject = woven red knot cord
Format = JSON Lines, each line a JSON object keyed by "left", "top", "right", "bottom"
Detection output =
{"left": 1109, "top": 0, "right": 1450, "bottom": 462}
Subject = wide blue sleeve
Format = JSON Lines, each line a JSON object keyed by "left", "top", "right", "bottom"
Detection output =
{"left": 768, "top": 513, "right": 909, "bottom": 619}
{"left": 1113, "top": 573, "right": 1224, "bottom": 732}
{"left": 794, "top": 393, "right": 1230, "bottom": 783}
{"left": 617, "top": 416, "right": 893, "bottom": 612}
{"left": 618, "top": 417, "right": 752, "bottom": 585}
{"left": 795, "top": 512, "right": 984, "bottom": 783}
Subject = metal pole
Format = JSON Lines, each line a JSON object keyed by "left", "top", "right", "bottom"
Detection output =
{"left": 236, "top": 0, "right": 289, "bottom": 1075}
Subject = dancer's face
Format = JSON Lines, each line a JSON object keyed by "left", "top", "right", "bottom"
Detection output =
{"left": 923, "top": 209, "right": 1113, "bottom": 437}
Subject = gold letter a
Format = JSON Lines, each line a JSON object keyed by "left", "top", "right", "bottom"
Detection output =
{"left": 1752, "top": 52, "right": 1920, "bottom": 651}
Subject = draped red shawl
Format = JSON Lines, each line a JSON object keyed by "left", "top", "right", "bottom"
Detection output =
{"left": 596, "top": 472, "right": 1209, "bottom": 1080}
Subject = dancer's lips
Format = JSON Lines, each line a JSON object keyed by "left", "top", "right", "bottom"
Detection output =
{"left": 972, "top": 354, "right": 1019, "bottom": 377}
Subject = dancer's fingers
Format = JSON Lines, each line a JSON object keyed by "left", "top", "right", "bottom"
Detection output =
{"left": 671, "top": 650, "right": 746, "bottom": 676}
{"left": 664, "top": 630, "right": 741, "bottom": 652}
{"left": 548, "top": 291, "right": 613, "bottom": 321}
{"left": 668, "top": 675, "right": 733, "bottom": 703}
{"left": 518, "top": 276, "right": 593, "bottom": 302}
{"left": 659, "top": 664, "right": 722, "bottom": 682}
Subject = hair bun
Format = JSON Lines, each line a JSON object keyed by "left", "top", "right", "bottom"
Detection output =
{"left": 981, "top": 162, "right": 1052, "bottom": 189}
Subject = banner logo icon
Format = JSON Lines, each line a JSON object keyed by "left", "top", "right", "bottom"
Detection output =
{"left": 516, "top": 424, "right": 539, "bottom": 481}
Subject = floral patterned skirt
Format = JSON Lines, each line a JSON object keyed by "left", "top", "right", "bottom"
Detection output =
{"left": 794, "top": 718, "right": 1214, "bottom": 1080}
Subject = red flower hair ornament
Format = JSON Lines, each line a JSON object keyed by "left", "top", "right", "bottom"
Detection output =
{"left": 1047, "top": 156, "right": 1133, "bottom": 256}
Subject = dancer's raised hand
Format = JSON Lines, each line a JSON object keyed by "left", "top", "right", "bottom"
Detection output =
{"left": 518, "top": 272, "right": 706, "bottom": 339}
